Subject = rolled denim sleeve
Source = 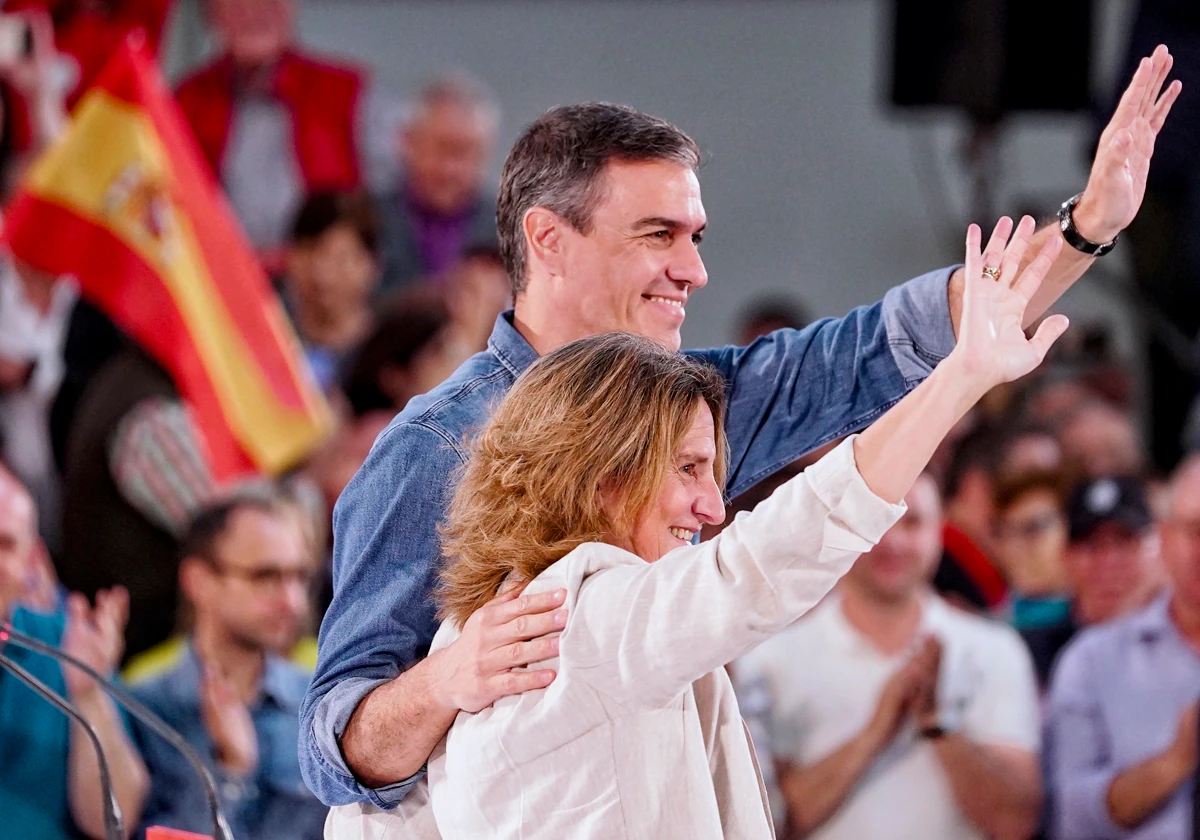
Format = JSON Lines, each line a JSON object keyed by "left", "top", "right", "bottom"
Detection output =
{"left": 299, "top": 421, "right": 464, "bottom": 808}
{"left": 881, "top": 264, "right": 958, "bottom": 385}
{"left": 1045, "top": 640, "right": 1129, "bottom": 840}
{"left": 690, "top": 265, "right": 956, "bottom": 498}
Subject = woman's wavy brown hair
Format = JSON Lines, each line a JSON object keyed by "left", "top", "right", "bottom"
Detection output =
{"left": 438, "top": 332, "right": 728, "bottom": 627}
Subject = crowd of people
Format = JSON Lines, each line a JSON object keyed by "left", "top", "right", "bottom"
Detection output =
{"left": 0, "top": 1, "right": 1195, "bottom": 839}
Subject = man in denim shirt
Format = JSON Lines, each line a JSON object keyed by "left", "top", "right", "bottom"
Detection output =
{"left": 302, "top": 52, "right": 1180, "bottom": 810}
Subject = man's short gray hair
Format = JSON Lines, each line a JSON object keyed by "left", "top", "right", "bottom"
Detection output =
{"left": 496, "top": 103, "right": 701, "bottom": 297}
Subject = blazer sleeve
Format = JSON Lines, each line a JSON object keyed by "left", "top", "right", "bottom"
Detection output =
{"left": 562, "top": 435, "right": 905, "bottom": 709}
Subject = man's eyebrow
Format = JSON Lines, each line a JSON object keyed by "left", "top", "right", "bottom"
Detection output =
{"left": 633, "top": 216, "right": 705, "bottom": 233}
{"left": 677, "top": 448, "right": 714, "bottom": 463}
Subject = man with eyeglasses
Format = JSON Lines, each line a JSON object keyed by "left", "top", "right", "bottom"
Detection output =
{"left": 1020, "top": 475, "right": 1162, "bottom": 689}
{"left": 127, "top": 494, "right": 328, "bottom": 839}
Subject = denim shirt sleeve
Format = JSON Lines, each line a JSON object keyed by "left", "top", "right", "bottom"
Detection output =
{"left": 298, "top": 421, "right": 465, "bottom": 808}
{"left": 689, "top": 265, "right": 956, "bottom": 498}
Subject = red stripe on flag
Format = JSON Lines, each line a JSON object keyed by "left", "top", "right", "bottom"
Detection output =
{"left": 5, "top": 193, "right": 256, "bottom": 479}
{"left": 89, "top": 42, "right": 312, "bottom": 414}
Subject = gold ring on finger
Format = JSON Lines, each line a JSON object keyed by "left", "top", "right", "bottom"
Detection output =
{"left": 981, "top": 265, "right": 1002, "bottom": 282}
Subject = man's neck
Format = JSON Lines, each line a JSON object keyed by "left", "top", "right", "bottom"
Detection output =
{"left": 512, "top": 297, "right": 582, "bottom": 357}
{"left": 193, "top": 621, "right": 266, "bottom": 703}
{"left": 840, "top": 585, "right": 925, "bottom": 656}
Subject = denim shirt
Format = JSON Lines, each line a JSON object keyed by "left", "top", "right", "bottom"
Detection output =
{"left": 130, "top": 644, "right": 328, "bottom": 839}
{"left": 300, "top": 266, "right": 958, "bottom": 808}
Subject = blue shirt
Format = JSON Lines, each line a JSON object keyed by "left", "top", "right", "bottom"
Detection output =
{"left": 300, "top": 267, "right": 959, "bottom": 808}
{"left": 1045, "top": 594, "right": 1200, "bottom": 840}
{"left": 0, "top": 606, "right": 76, "bottom": 840}
{"left": 130, "top": 643, "right": 328, "bottom": 840}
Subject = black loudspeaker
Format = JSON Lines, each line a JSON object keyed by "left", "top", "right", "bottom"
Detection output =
{"left": 890, "top": 0, "right": 1092, "bottom": 120}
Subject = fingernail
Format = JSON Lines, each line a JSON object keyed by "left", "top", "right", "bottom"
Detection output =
{"left": 554, "top": 589, "right": 567, "bottom": 603}
{"left": 554, "top": 609, "right": 568, "bottom": 627}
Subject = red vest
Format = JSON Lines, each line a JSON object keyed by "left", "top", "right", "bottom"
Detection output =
{"left": 175, "top": 49, "right": 363, "bottom": 191}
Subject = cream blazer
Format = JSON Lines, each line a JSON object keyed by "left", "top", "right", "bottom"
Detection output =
{"left": 326, "top": 436, "right": 905, "bottom": 840}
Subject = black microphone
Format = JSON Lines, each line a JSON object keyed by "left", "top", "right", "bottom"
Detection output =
{"left": 0, "top": 650, "right": 123, "bottom": 840}
{"left": 0, "top": 622, "right": 235, "bottom": 840}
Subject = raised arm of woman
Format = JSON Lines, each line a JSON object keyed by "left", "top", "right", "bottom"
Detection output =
{"left": 852, "top": 215, "right": 1067, "bottom": 504}
{"left": 564, "top": 216, "right": 1068, "bottom": 708}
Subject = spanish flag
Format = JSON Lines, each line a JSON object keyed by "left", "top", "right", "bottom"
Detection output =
{"left": 4, "top": 39, "right": 333, "bottom": 481}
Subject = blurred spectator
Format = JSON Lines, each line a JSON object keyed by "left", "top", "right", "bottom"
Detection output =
{"left": 0, "top": 12, "right": 73, "bottom": 551}
{"left": 283, "top": 190, "right": 381, "bottom": 392}
{"left": 735, "top": 295, "right": 812, "bottom": 345}
{"left": 1044, "top": 456, "right": 1200, "bottom": 839}
{"left": 4, "top": 0, "right": 172, "bottom": 108}
{"left": 0, "top": 464, "right": 148, "bottom": 839}
{"left": 129, "top": 494, "right": 326, "bottom": 839}
{"left": 0, "top": 257, "right": 75, "bottom": 555}
{"left": 934, "top": 424, "right": 1008, "bottom": 612}
{"left": 1024, "top": 476, "right": 1162, "bottom": 689}
{"left": 376, "top": 73, "right": 499, "bottom": 294}
{"left": 1056, "top": 400, "right": 1145, "bottom": 480}
{"left": 1022, "top": 372, "right": 1098, "bottom": 430}
{"left": 342, "top": 289, "right": 461, "bottom": 422}
{"left": 176, "top": 0, "right": 395, "bottom": 268}
{"left": 992, "top": 469, "right": 1071, "bottom": 634}
{"left": 996, "top": 424, "right": 1064, "bottom": 481}
{"left": 58, "top": 344, "right": 215, "bottom": 658}
{"left": 441, "top": 243, "right": 511, "bottom": 353}
{"left": 738, "top": 474, "right": 1041, "bottom": 840}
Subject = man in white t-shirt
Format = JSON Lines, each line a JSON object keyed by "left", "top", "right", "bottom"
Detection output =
{"left": 737, "top": 473, "right": 1042, "bottom": 840}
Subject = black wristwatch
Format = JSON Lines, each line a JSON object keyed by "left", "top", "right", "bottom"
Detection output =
{"left": 1058, "top": 193, "right": 1118, "bottom": 257}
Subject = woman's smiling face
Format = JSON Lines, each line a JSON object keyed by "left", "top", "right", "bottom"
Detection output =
{"left": 611, "top": 402, "right": 726, "bottom": 563}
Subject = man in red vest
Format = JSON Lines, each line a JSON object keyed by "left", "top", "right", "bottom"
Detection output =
{"left": 176, "top": 0, "right": 391, "bottom": 272}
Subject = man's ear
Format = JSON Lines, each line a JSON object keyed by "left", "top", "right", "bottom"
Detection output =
{"left": 524, "top": 207, "right": 567, "bottom": 277}
{"left": 178, "top": 556, "right": 208, "bottom": 605}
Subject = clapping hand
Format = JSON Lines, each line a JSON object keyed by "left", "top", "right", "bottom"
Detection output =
{"left": 199, "top": 659, "right": 259, "bottom": 779}
{"left": 949, "top": 216, "right": 1070, "bottom": 395}
{"left": 61, "top": 588, "right": 128, "bottom": 701}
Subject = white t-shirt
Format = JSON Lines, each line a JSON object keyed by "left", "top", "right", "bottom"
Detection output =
{"left": 737, "top": 590, "right": 1040, "bottom": 840}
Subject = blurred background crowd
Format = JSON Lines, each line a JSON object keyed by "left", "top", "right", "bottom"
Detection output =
{"left": 0, "top": 0, "right": 1198, "bottom": 839}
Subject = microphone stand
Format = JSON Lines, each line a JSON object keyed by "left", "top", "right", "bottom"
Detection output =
{"left": 0, "top": 622, "right": 235, "bottom": 840}
{"left": 0, "top": 650, "right": 123, "bottom": 840}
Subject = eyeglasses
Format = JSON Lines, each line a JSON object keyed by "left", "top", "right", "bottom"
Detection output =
{"left": 995, "top": 511, "right": 1064, "bottom": 542}
{"left": 210, "top": 563, "right": 317, "bottom": 590}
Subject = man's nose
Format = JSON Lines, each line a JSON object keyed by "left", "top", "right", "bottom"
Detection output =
{"left": 668, "top": 239, "right": 708, "bottom": 290}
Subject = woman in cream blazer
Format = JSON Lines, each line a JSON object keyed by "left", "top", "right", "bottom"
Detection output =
{"left": 329, "top": 221, "right": 1067, "bottom": 839}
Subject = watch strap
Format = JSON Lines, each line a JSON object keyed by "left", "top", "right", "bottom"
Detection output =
{"left": 1058, "top": 193, "right": 1118, "bottom": 257}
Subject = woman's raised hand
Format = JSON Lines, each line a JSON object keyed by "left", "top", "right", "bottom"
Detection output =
{"left": 950, "top": 215, "right": 1070, "bottom": 394}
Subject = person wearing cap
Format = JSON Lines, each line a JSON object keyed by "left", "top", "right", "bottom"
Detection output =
{"left": 1044, "top": 457, "right": 1200, "bottom": 839}
{"left": 1020, "top": 475, "right": 1162, "bottom": 688}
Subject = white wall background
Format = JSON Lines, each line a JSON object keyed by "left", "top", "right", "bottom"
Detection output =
{"left": 171, "top": 0, "right": 1142, "bottom": 351}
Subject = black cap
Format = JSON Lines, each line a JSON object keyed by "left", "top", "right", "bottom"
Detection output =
{"left": 1067, "top": 477, "right": 1151, "bottom": 542}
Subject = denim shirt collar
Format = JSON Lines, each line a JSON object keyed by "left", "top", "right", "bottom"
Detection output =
{"left": 487, "top": 310, "right": 539, "bottom": 379}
